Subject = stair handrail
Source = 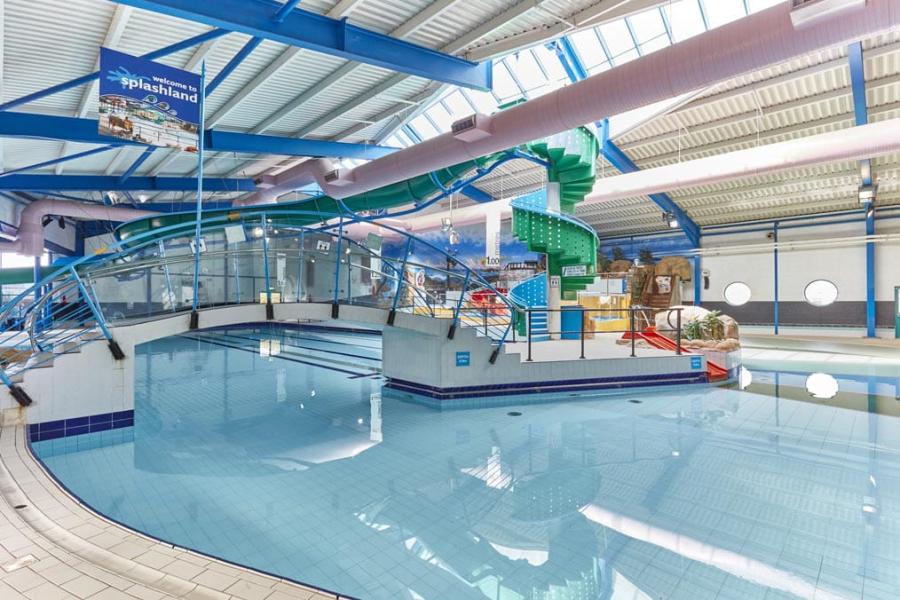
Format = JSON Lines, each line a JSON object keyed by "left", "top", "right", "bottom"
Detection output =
{"left": 0, "top": 209, "right": 519, "bottom": 389}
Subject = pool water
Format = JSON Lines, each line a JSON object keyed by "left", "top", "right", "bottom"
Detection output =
{"left": 33, "top": 325, "right": 900, "bottom": 600}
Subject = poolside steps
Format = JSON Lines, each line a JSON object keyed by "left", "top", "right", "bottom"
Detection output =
{"left": 527, "top": 308, "right": 550, "bottom": 342}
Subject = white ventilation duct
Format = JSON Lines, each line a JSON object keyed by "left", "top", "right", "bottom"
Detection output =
{"left": 247, "top": 0, "right": 900, "bottom": 204}
{"left": 0, "top": 200, "right": 157, "bottom": 257}
{"left": 581, "top": 118, "right": 900, "bottom": 206}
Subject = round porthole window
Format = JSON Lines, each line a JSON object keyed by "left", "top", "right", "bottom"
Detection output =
{"left": 804, "top": 279, "right": 838, "bottom": 307}
{"left": 723, "top": 281, "right": 752, "bottom": 307}
{"left": 806, "top": 372, "right": 839, "bottom": 400}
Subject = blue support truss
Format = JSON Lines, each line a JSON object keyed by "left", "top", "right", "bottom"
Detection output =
{"left": 850, "top": 41, "right": 877, "bottom": 337}
{"left": 110, "top": 0, "right": 492, "bottom": 90}
{"left": 0, "top": 112, "right": 398, "bottom": 160}
{"left": 553, "top": 37, "right": 700, "bottom": 248}
{"left": 0, "top": 174, "right": 254, "bottom": 192}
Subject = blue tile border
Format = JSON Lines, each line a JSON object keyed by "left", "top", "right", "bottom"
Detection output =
{"left": 385, "top": 371, "right": 709, "bottom": 402}
{"left": 28, "top": 409, "right": 134, "bottom": 443}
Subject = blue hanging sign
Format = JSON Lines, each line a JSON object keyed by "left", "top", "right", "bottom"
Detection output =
{"left": 456, "top": 352, "right": 470, "bottom": 367}
{"left": 690, "top": 356, "right": 702, "bottom": 370}
{"left": 99, "top": 48, "right": 202, "bottom": 152}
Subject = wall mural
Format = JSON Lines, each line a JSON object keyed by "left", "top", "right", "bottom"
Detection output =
{"left": 383, "top": 220, "right": 543, "bottom": 294}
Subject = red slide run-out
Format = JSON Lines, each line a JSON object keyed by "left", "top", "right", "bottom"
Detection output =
{"left": 622, "top": 328, "right": 729, "bottom": 382}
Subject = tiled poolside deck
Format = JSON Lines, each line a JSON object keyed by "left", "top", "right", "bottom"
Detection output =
{"left": 0, "top": 424, "right": 342, "bottom": 600}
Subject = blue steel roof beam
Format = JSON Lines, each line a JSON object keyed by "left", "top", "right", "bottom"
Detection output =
{"left": 205, "top": 0, "right": 299, "bottom": 97}
{"left": 554, "top": 38, "right": 700, "bottom": 247}
{"left": 0, "top": 175, "right": 255, "bottom": 192}
{"left": 0, "top": 146, "right": 119, "bottom": 179}
{"left": 125, "top": 0, "right": 303, "bottom": 185}
{"left": 0, "top": 112, "right": 398, "bottom": 160}
{"left": 0, "top": 29, "right": 228, "bottom": 112}
{"left": 109, "top": 0, "right": 492, "bottom": 90}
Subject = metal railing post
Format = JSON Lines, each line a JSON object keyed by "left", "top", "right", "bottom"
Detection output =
{"left": 580, "top": 308, "right": 586, "bottom": 359}
{"left": 675, "top": 308, "right": 682, "bottom": 355}
{"left": 447, "top": 271, "right": 470, "bottom": 340}
{"left": 332, "top": 216, "right": 343, "bottom": 318}
{"left": 158, "top": 240, "right": 176, "bottom": 313}
{"left": 297, "top": 229, "right": 305, "bottom": 303}
{"left": 526, "top": 309, "right": 533, "bottom": 362}
{"left": 388, "top": 237, "right": 413, "bottom": 326}
{"left": 261, "top": 214, "right": 274, "bottom": 320}
{"left": 630, "top": 306, "right": 636, "bottom": 358}
{"left": 483, "top": 307, "right": 488, "bottom": 336}
{"left": 70, "top": 267, "right": 124, "bottom": 360}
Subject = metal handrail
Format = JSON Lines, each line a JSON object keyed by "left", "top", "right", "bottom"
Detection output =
{"left": 519, "top": 306, "right": 684, "bottom": 363}
{"left": 0, "top": 211, "right": 518, "bottom": 397}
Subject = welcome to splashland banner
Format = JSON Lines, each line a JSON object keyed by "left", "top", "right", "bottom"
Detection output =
{"left": 98, "top": 48, "right": 202, "bottom": 152}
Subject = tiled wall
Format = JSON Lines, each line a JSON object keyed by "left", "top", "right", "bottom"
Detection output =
{"left": 28, "top": 409, "right": 134, "bottom": 442}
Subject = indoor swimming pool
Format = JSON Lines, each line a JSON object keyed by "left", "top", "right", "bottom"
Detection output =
{"left": 31, "top": 326, "right": 900, "bottom": 600}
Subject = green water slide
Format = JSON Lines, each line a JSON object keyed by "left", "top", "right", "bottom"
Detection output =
{"left": 512, "top": 126, "right": 599, "bottom": 301}
{"left": 115, "top": 157, "right": 500, "bottom": 243}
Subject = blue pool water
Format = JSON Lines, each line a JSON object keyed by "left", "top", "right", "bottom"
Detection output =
{"left": 33, "top": 326, "right": 900, "bottom": 599}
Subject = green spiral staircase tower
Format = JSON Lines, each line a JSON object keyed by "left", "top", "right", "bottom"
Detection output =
{"left": 512, "top": 126, "right": 600, "bottom": 301}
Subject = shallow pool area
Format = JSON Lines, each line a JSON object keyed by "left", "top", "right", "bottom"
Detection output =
{"left": 31, "top": 326, "right": 900, "bottom": 600}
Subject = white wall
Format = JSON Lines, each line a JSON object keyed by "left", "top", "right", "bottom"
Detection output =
{"left": 695, "top": 215, "right": 900, "bottom": 334}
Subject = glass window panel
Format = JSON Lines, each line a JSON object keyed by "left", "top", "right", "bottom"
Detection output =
{"left": 492, "top": 62, "right": 522, "bottom": 102}
{"left": 465, "top": 90, "right": 498, "bottom": 115}
{"left": 701, "top": 0, "right": 746, "bottom": 28}
{"left": 442, "top": 91, "right": 473, "bottom": 118}
{"left": 598, "top": 21, "right": 636, "bottom": 64}
{"left": 569, "top": 29, "right": 609, "bottom": 72}
{"left": 663, "top": 0, "right": 706, "bottom": 42}
{"left": 640, "top": 35, "right": 670, "bottom": 55}
{"left": 507, "top": 51, "right": 547, "bottom": 96}
{"left": 409, "top": 115, "right": 439, "bottom": 140}
{"left": 383, "top": 135, "right": 406, "bottom": 148}
{"left": 531, "top": 44, "right": 569, "bottom": 86}
{"left": 394, "top": 129, "right": 415, "bottom": 145}
{"left": 426, "top": 103, "right": 453, "bottom": 132}
{"left": 747, "top": 0, "right": 783, "bottom": 12}
{"left": 628, "top": 10, "right": 667, "bottom": 44}
{"left": 723, "top": 281, "right": 751, "bottom": 306}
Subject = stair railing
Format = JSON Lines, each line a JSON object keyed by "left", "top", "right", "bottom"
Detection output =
{"left": 0, "top": 210, "right": 519, "bottom": 400}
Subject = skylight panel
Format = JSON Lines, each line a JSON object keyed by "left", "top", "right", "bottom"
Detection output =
{"left": 409, "top": 115, "right": 439, "bottom": 140}
{"left": 598, "top": 20, "right": 639, "bottom": 65}
{"left": 663, "top": 0, "right": 706, "bottom": 42}
{"left": 747, "top": 0, "right": 784, "bottom": 11}
{"left": 507, "top": 51, "right": 547, "bottom": 96}
{"left": 464, "top": 89, "right": 498, "bottom": 115}
{"left": 442, "top": 91, "right": 474, "bottom": 118}
{"left": 531, "top": 45, "right": 569, "bottom": 86}
{"left": 701, "top": 0, "right": 747, "bottom": 28}
{"left": 492, "top": 62, "right": 522, "bottom": 102}
{"left": 569, "top": 29, "right": 609, "bottom": 71}
{"left": 426, "top": 102, "right": 454, "bottom": 132}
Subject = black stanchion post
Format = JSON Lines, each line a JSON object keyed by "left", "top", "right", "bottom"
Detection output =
{"left": 579, "top": 308, "right": 585, "bottom": 359}
{"left": 675, "top": 308, "right": 682, "bottom": 355}
{"left": 526, "top": 310, "right": 533, "bottom": 362}
{"left": 630, "top": 307, "right": 636, "bottom": 358}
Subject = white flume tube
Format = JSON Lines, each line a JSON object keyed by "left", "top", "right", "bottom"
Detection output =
{"left": 581, "top": 118, "right": 900, "bottom": 206}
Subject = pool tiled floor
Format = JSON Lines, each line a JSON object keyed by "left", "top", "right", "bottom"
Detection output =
{"left": 0, "top": 424, "right": 339, "bottom": 600}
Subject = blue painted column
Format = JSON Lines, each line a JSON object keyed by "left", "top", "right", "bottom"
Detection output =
{"left": 693, "top": 256, "right": 702, "bottom": 307}
{"left": 773, "top": 222, "right": 779, "bottom": 336}
{"left": 850, "top": 41, "right": 877, "bottom": 337}
{"left": 862, "top": 198, "right": 877, "bottom": 339}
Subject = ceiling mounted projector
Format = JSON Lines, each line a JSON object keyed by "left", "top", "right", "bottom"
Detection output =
{"left": 790, "top": 0, "right": 866, "bottom": 28}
